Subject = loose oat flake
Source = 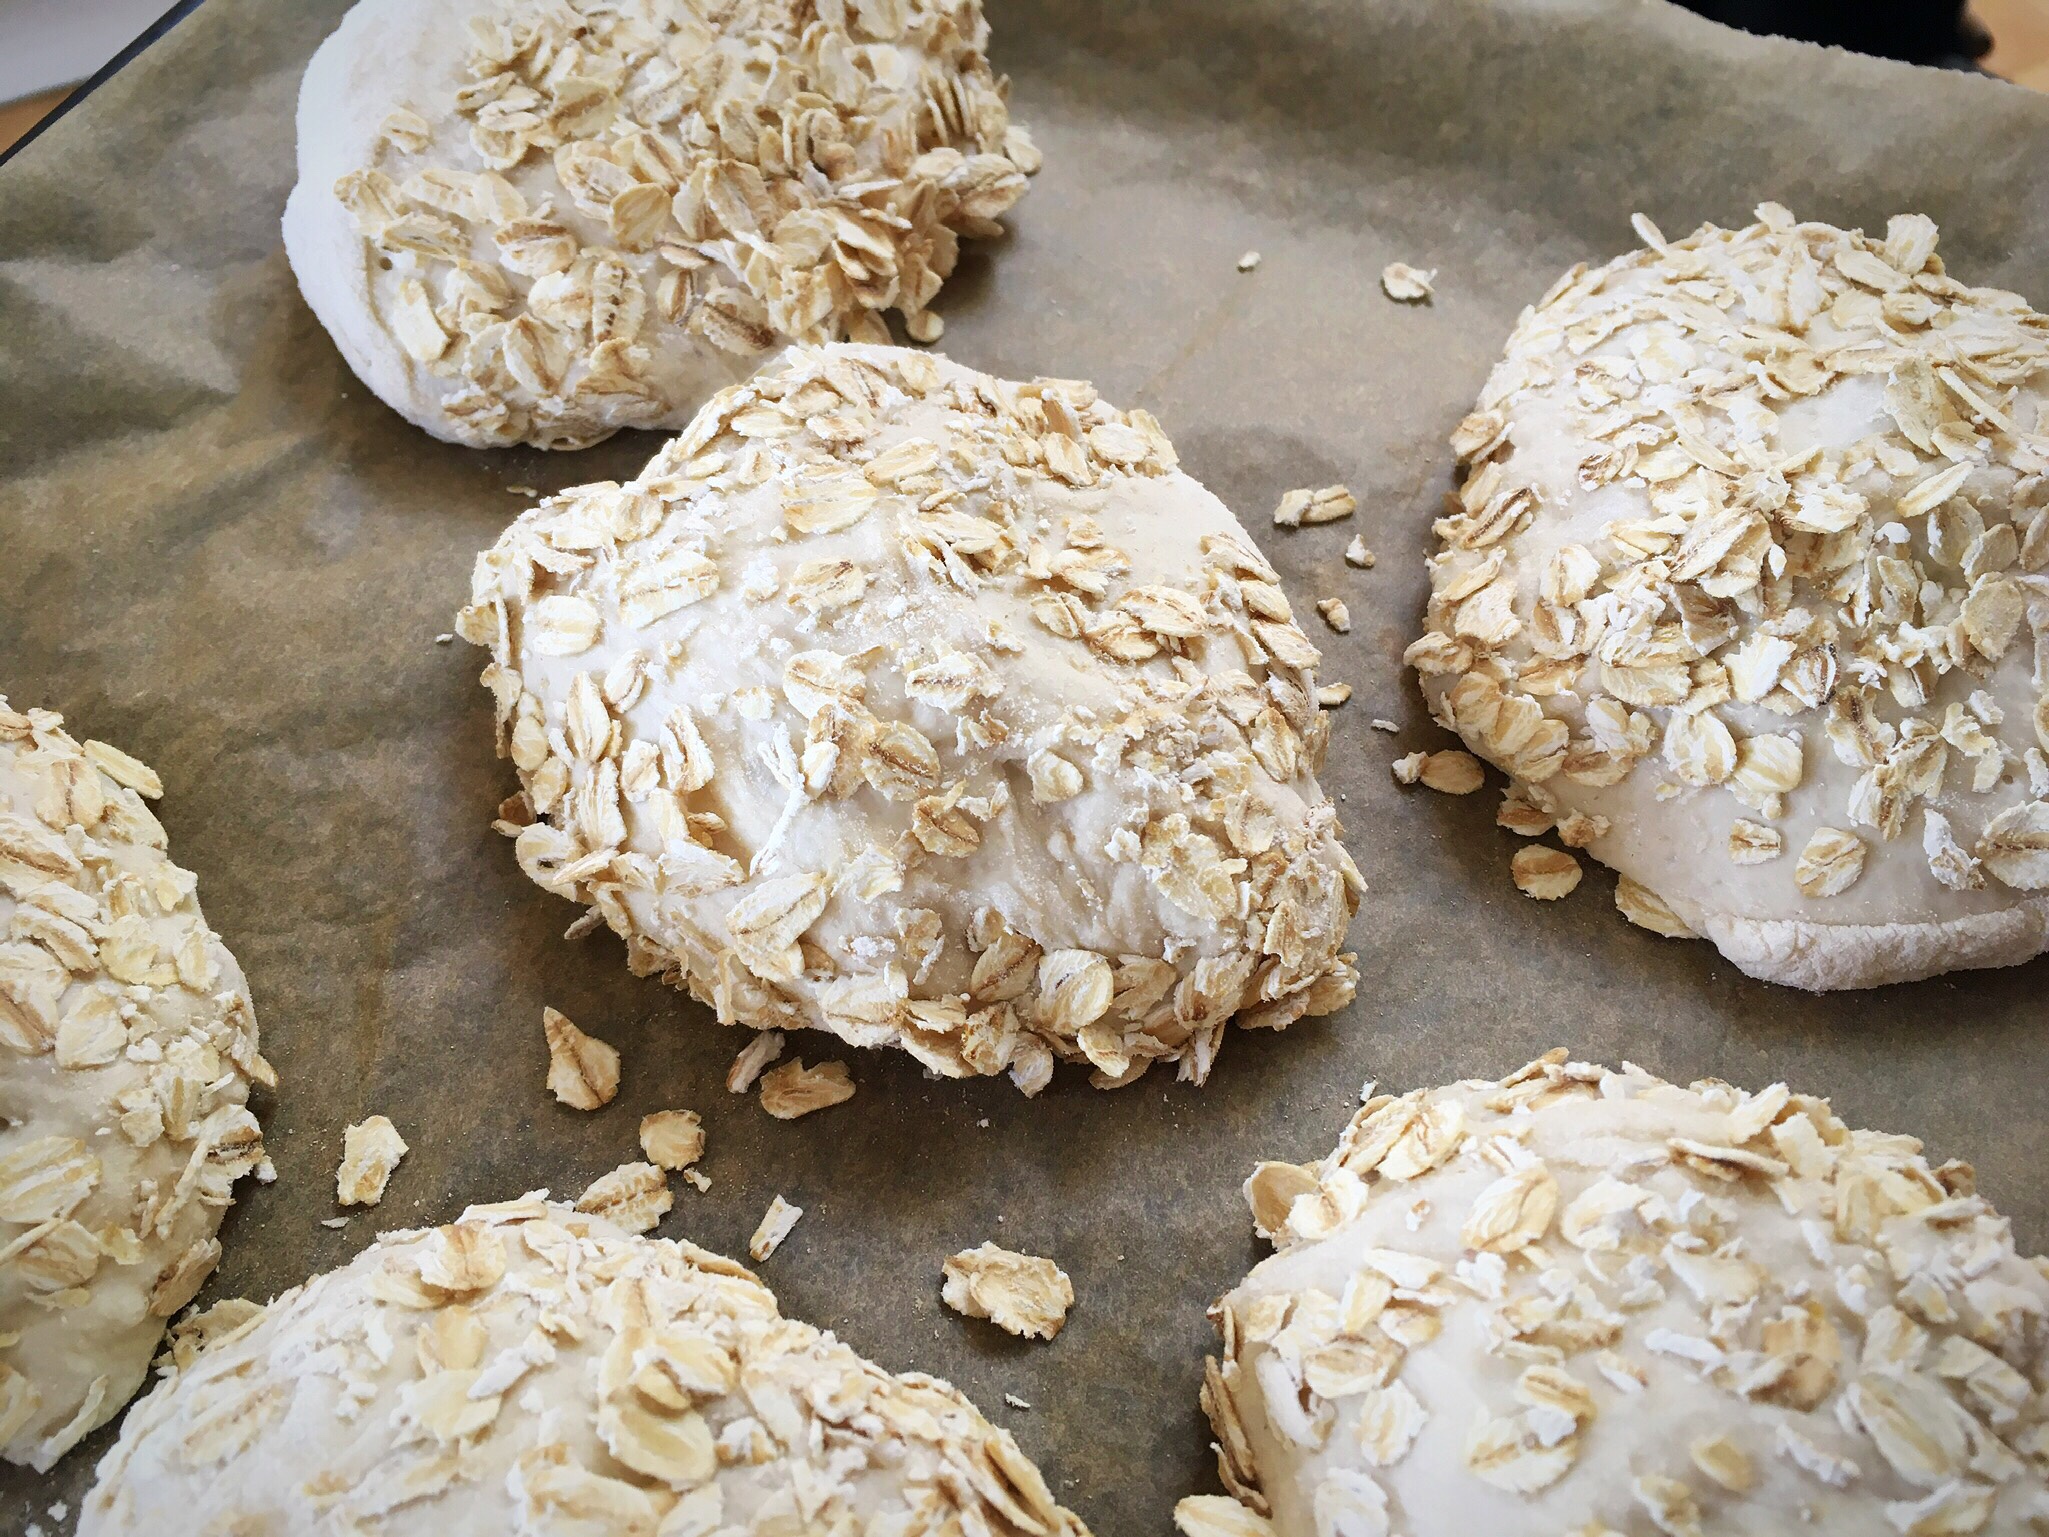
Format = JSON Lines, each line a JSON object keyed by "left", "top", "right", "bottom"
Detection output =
{"left": 749, "top": 1195, "right": 804, "bottom": 1261}
{"left": 941, "top": 1243, "right": 1074, "bottom": 1341}
{"left": 336, "top": 1116, "right": 407, "bottom": 1207}
{"left": 1380, "top": 263, "right": 1436, "bottom": 302}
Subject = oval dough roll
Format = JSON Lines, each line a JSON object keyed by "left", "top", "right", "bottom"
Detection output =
{"left": 459, "top": 343, "right": 1362, "bottom": 1093}
{"left": 81, "top": 1194, "right": 1088, "bottom": 1536}
{"left": 283, "top": 0, "right": 1038, "bottom": 448}
{"left": 0, "top": 697, "right": 272, "bottom": 1470}
{"left": 1184, "top": 1051, "right": 2049, "bottom": 1537}
{"left": 1409, "top": 206, "right": 2049, "bottom": 990}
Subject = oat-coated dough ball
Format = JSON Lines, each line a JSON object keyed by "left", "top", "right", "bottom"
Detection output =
{"left": 283, "top": 0, "right": 1038, "bottom": 449}
{"left": 1182, "top": 1051, "right": 2049, "bottom": 1537}
{"left": 0, "top": 698, "right": 272, "bottom": 1470}
{"left": 1408, "top": 207, "right": 2049, "bottom": 990}
{"left": 459, "top": 343, "right": 1362, "bottom": 1093}
{"left": 80, "top": 1194, "right": 1088, "bottom": 1536}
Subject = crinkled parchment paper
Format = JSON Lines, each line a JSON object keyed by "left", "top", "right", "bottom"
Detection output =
{"left": 2, "top": 0, "right": 2047, "bottom": 1527}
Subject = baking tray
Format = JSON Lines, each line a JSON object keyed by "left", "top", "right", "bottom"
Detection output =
{"left": 2, "top": 0, "right": 2047, "bottom": 1528}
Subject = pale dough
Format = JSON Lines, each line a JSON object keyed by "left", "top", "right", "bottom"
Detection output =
{"left": 458, "top": 343, "right": 1362, "bottom": 1093}
{"left": 283, "top": 0, "right": 1038, "bottom": 448}
{"left": 1183, "top": 1051, "right": 2049, "bottom": 1536}
{"left": 1409, "top": 207, "right": 2049, "bottom": 990}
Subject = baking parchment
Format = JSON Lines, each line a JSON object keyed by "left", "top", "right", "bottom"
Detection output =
{"left": 3, "top": 0, "right": 2048, "bottom": 1528}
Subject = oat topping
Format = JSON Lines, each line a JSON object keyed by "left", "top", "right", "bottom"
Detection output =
{"left": 1407, "top": 208, "right": 2049, "bottom": 980}
{"left": 757, "top": 1057, "right": 855, "bottom": 1119}
{"left": 725, "top": 1029, "right": 784, "bottom": 1093}
{"left": 1393, "top": 749, "right": 1486, "bottom": 795}
{"left": 1273, "top": 485, "right": 1357, "bottom": 528}
{"left": 748, "top": 1194, "right": 803, "bottom": 1261}
{"left": 81, "top": 1196, "right": 1089, "bottom": 1534}
{"left": 541, "top": 1005, "right": 620, "bottom": 1109}
{"left": 638, "top": 1108, "right": 704, "bottom": 1171}
{"left": 302, "top": 0, "right": 1038, "bottom": 449}
{"left": 0, "top": 699, "right": 272, "bottom": 1470}
{"left": 1509, "top": 845, "right": 1581, "bottom": 900}
{"left": 336, "top": 1116, "right": 409, "bottom": 1207}
{"left": 460, "top": 343, "right": 1361, "bottom": 1092}
{"left": 575, "top": 1159, "right": 672, "bottom": 1233}
{"left": 1189, "top": 1051, "right": 2049, "bottom": 1535}
{"left": 941, "top": 1242, "right": 1073, "bottom": 1340}
{"left": 1380, "top": 263, "right": 1435, "bottom": 302}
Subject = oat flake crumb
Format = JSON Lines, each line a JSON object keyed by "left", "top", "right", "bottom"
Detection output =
{"left": 1274, "top": 484, "right": 1357, "bottom": 527}
{"left": 750, "top": 1194, "right": 804, "bottom": 1261}
{"left": 638, "top": 1109, "right": 704, "bottom": 1171}
{"left": 1316, "top": 598, "right": 1352, "bottom": 634}
{"left": 1237, "top": 251, "right": 1262, "bottom": 272}
{"left": 760, "top": 1058, "right": 855, "bottom": 1120}
{"left": 1381, "top": 262, "right": 1436, "bottom": 301}
{"left": 1511, "top": 845, "right": 1582, "bottom": 900}
{"left": 542, "top": 1006, "right": 619, "bottom": 1111}
{"left": 1317, "top": 683, "right": 1354, "bottom": 708}
{"left": 941, "top": 1242, "right": 1074, "bottom": 1340}
{"left": 336, "top": 1115, "right": 408, "bottom": 1207}
{"left": 1344, "top": 535, "right": 1376, "bottom": 568}
{"left": 727, "top": 1031, "right": 786, "bottom": 1094}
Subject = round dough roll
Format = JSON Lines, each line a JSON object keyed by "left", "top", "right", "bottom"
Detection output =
{"left": 80, "top": 1194, "right": 1088, "bottom": 1536}
{"left": 458, "top": 343, "right": 1362, "bottom": 1093}
{"left": 0, "top": 698, "right": 272, "bottom": 1470}
{"left": 1407, "top": 206, "right": 2049, "bottom": 990}
{"left": 283, "top": 0, "right": 1038, "bottom": 449}
{"left": 1180, "top": 1052, "right": 2049, "bottom": 1537}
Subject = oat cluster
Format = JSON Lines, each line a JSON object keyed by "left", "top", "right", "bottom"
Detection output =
{"left": 459, "top": 343, "right": 1362, "bottom": 1092}
{"left": 1186, "top": 1051, "right": 2049, "bottom": 1536}
{"left": 1407, "top": 207, "right": 2049, "bottom": 922}
{"left": 334, "top": 0, "right": 1036, "bottom": 446}
{"left": 0, "top": 699, "right": 272, "bottom": 1469}
{"left": 79, "top": 1195, "right": 1088, "bottom": 1535}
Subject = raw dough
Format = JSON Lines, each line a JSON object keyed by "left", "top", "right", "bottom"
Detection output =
{"left": 0, "top": 698, "right": 271, "bottom": 1470}
{"left": 1408, "top": 207, "right": 2049, "bottom": 989}
{"left": 458, "top": 343, "right": 1362, "bottom": 1092}
{"left": 1185, "top": 1051, "right": 2049, "bottom": 1536}
{"left": 80, "top": 1193, "right": 1088, "bottom": 1536}
{"left": 283, "top": 0, "right": 1038, "bottom": 448}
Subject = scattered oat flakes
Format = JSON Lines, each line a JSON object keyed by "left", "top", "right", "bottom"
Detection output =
{"left": 1004, "top": 1393, "right": 1032, "bottom": 1410}
{"left": 1344, "top": 535, "right": 1376, "bottom": 568}
{"left": 1511, "top": 845, "right": 1582, "bottom": 900}
{"left": 1615, "top": 876, "right": 1696, "bottom": 938}
{"left": 575, "top": 1160, "right": 672, "bottom": 1235}
{"left": 1381, "top": 262, "right": 1436, "bottom": 301}
{"left": 1555, "top": 811, "right": 1608, "bottom": 848}
{"left": 1317, "top": 683, "right": 1353, "bottom": 708}
{"left": 336, "top": 1116, "right": 408, "bottom": 1207}
{"left": 1497, "top": 789, "right": 1555, "bottom": 837}
{"left": 941, "top": 1243, "right": 1074, "bottom": 1340}
{"left": 726, "top": 1031, "right": 785, "bottom": 1094}
{"left": 1729, "top": 819, "right": 1783, "bottom": 864}
{"left": 759, "top": 1059, "right": 855, "bottom": 1120}
{"left": 1237, "top": 251, "right": 1261, "bottom": 272}
{"left": 319, "top": 1217, "right": 348, "bottom": 1230}
{"left": 639, "top": 1109, "right": 705, "bottom": 1172}
{"left": 1273, "top": 484, "right": 1356, "bottom": 527}
{"left": 1794, "top": 827, "right": 1866, "bottom": 898}
{"left": 1315, "top": 598, "right": 1351, "bottom": 634}
{"left": 1371, "top": 718, "right": 1399, "bottom": 733}
{"left": 1394, "top": 749, "right": 1485, "bottom": 794}
{"left": 542, "top": 1007, "right": 619, "bottom": 1111}
{"left": 750, "top": 1195, "right": 804, "bottom": 1261}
